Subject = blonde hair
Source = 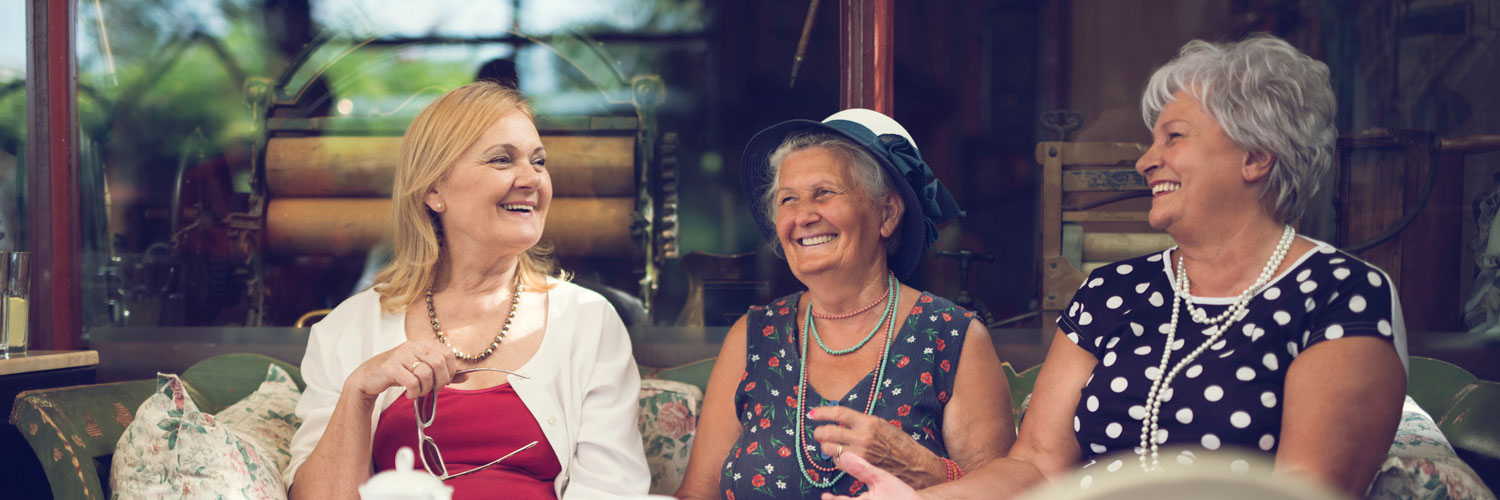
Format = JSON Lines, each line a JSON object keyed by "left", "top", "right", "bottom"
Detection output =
{"left": 374, "top": 81, "right": 563, "bottom": 314}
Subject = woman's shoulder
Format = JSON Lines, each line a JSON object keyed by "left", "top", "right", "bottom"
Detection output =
{"left": 316, "top": 288, "right": 388, "bottom": 328}
{"left": 1073, "top": 251, "right": 1169, "bottom": 301}
{"left": 746, "top": 291, "right": 803, "bottom": 317}
{"left": 1284, "top": 238, "right": 1395, "bottom": 294}
{"left": 910, "top": 291, "right": 977, "bottom": 323}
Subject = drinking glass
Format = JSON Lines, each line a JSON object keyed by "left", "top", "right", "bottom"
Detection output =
{"left": 3, "top": 252, "right": 29, "bottom": 354}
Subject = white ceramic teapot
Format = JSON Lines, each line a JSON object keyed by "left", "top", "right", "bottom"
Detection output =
{"left": 358, "top": 447, "right": 453, "bottom": 500}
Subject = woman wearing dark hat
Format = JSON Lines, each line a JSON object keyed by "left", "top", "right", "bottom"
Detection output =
{"left": 675, "top": 109, "right": 1016, "bottom": 499}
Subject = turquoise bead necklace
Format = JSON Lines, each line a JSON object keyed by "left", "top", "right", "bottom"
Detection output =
{"left": 809, "top": 271, "right": 897, "bottom": 355}
{"left": 793, "top": 274, "right": 900, "bottom": 488}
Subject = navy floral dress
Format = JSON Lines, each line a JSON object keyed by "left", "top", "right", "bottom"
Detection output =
{"left": 719, "top": 291, "right": 974, "bottom": 499}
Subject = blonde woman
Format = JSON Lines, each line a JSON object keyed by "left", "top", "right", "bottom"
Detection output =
{"left": 285, "top": 82, "right": 649, "bottom": 499}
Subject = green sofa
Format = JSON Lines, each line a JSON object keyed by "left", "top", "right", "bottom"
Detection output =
{"left": 11, "top": 354, "right": 1498, "bottom": 498}
{"left": 8, "top": 353, "right": 304, "bottom": 500}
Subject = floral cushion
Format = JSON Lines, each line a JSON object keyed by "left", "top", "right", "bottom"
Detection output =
{"left": 638, "top": 378, "right": 703, "bottom": 495}
{"left": 111, "top": 365, "right": 302, "bottom": 500}
{"left": 1369, "top": 396, "right": 1496, "bottom": 500}
{"left": 215, "top": 365, "right": 304, "bottom": 475}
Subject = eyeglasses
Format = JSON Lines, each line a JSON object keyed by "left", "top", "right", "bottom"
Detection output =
{"left": 415, "top": 367, "right": 536, "bottom": 480}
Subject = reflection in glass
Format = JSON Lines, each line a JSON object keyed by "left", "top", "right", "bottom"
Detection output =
{"left": 72, "top": 1, "right": 710, "bottom": 334}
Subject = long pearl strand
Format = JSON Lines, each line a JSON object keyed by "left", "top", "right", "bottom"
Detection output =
{"left": 1137, "top": 225, "right": 1295, "bottom": 471}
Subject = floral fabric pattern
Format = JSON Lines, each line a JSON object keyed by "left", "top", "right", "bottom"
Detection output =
{"left": 110, "top": 366, "right": 303, "bottom": 500}
{"left": 1369, "top": 396, "right": 1496, "bottom": 500}
{"left": 638, "top": 378, "right": 704, "bottom": 495}
{"left": 719, "top": 291, "right": 973, "bottom": 499}
{"left": 216, "top": 365, "right": 304, "bottom": 476}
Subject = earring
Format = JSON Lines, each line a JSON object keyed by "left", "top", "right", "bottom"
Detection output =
{"left": 434, "top": 203, "right": 444, "bottom": 211}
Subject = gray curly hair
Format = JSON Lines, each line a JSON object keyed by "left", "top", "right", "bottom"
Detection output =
{"left": 1141, "top": 34, "right": 1337, "bottom": 224}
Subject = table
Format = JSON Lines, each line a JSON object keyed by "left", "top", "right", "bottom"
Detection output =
{"left": 2, "top": 350, "right": 99, "bottom": 499}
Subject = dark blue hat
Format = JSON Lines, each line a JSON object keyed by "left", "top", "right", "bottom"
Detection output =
{"left": 741, "top": 109, "right": 964, "bottom": 280}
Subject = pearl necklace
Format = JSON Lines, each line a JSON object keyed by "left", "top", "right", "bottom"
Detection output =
{"left": 794, "top": 289, "right": 898, "bottom": 487}
{"left": 1137, "top": 225, "right": 1295, "bottom": 471}
{"left": 425, "top": 274, "right": 521, "bottom": 362}
{"left": 809, "top": 272, "right": 896, "bottom": 355}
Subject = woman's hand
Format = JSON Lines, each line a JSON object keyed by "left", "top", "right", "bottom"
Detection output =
{"left": 810, "top": 405, "right": 944, "bottom": 488}
{"left": 820, "top": 452, "right": 923, "bottom": 500}
{"left": 345, "top": 340, "right": 461, "bottom": 402}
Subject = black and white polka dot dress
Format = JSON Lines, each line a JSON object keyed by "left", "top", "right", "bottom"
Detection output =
{"left": 1057, "top": 238, "right": 1405, "bottom": 474}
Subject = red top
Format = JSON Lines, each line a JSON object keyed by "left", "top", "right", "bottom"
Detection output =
{"left": 373, "top": 384, "right": 561, "bottom": 500}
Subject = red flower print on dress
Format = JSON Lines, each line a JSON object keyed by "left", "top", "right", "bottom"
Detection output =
{"left": 942, "top": 312, "right": 952, "bottom": 321}
{"left": 741, "top": 371, "right": 748, "bottom": 381}
{"left": 759, "top": 418, "right": 771, "bottom": 429}
{"left": 776, "top": 299, "right": 787, "bottom": 307}
{"left": 936, "top": 338, "right": 946, "bottom": 351}
{"left": 768, "top": 357, "right": 780, "bottom": 367}
{"left": 920, "top": 295, "right": 933, "bottom": 303}
{"left": 964, "top": 311, "right": 975, "bottom": 318}
{"left": 911, "top": 306, "right": 923, "bottom": 315}
{"left": 745, "top": 381, "right": 756, "bottom": 391}
{"left": 941, "top": 359, "right": 951, "bottom": 372}
{"left": 752, "top": 474, "right": 766, "bottom": 488}
{"left": 747, "top": 441, "right": 759, "bottom": 453}
{"left": 920, "top": 372, "right": 933, "bottom": 385}
{"left": 762, "top": 325, "right": 775, "bottom": 337}
{"left": 786, "top": 396, "right": 798, "bottom": 407}
{"left": 897, "top": 404, "right": 912, "bottom": 416}
{"left": 754, "top": 403, "right": 763, "bottom": 415}
{"left": 807, "top": 469, "right": 821, "bottom": 482}
{"left": 778, "top": 307, "right": 791, "bottom": 315}
{"left": 851, "top": 481, "right": 865, "bottom": 494}
{"left": 726, "top": 490, "right": 735, "bottom": 500}
{"left": 778, "top": 445, "right": 792, "bottom": 457}
{"left": 889, "top": 419, "right": 902, "bottom": 428}
{"left": 938, "top": 391, "right": 949, "bottom": 403}
{"left": 896, "top": 356, "right": 911, "bottom": 368}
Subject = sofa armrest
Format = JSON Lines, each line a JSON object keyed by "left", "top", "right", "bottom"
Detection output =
{"left": 9, "top": 379, "right": 171, "bottom": 500}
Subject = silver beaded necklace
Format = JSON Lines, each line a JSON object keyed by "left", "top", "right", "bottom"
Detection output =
{"left": 1137, "top": 225, "right": 1295, "bottom": 471}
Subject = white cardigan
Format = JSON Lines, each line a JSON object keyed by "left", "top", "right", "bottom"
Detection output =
{"left": 283, "top": 279, "right": 650, "bottom": 498}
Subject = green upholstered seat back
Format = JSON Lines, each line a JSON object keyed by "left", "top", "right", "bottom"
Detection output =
{"left": 8, "top": 353, "right": 297, "bottom": 500}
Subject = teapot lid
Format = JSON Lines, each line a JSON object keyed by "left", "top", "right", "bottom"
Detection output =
{"left": 359, "top": 447, "right": 453, "bottom": 499}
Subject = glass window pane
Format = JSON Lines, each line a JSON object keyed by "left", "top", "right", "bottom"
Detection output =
{"left": 0, "top": 0, "right": 23, "bottom": 255}
{"left": 74, "top": 0, "right": 716, "bottom": 372}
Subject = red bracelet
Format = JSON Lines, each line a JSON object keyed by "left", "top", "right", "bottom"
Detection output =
{"left": 942, "top": 457, "right": 965, "bottom": 482}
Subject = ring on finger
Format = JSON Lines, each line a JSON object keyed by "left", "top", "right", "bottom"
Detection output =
{"left": 410, "top": 360, "right": 423, "bottom": 373}
{"left": 836, "top": 444, "right": 844, "bottom": 460}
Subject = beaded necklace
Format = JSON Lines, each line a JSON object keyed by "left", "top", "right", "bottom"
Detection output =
{"left": 426, "top": 272, "right": 522, "bottom": 362}
{"left": 809, "top": 272, "right": 897, "bottom": 355}
{"left": 812, "top": 276, "right": 892, "bottom": 320}
{"left": 1137, "top": 225, "right": 1295, "bottom": 471}
{"left": 793, "top": 287, "right": 900, "bottom": 487}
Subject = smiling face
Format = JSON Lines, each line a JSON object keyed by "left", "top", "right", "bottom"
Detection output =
{"left": 1135, "top": 91, "right": 1269, "bottom": 234}
{"left": 425, "top": 109, "right": 551, "bottom": 256}
{"left": 773, "top": 147, "right": 901, "bottom": 279}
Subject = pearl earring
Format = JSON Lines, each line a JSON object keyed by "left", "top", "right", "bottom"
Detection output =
{"left": 434, "top": 203, "right": 443, "bottom": 211}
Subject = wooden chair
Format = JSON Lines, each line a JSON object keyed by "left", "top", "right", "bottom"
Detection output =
{"left": 1036, "top": 141, "right": 1173, "bottom": 343}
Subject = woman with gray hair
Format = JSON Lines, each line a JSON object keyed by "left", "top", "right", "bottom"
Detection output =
{"left": 675, "top": 109, "right": 1016, "bottom": 499}
{"left": 822, "top": 34, "right": 1407, "bottom": 499}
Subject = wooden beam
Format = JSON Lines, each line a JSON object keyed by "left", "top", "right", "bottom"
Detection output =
{"left": 839, "top": 0, "right": 893, "bottom": 113}
{"left": 24, "top": 0, "right": 81, "bottom": 350}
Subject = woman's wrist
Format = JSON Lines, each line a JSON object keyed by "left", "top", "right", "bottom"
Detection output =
{"left": 908, "top": 451, "right": 949, "bottom": 489}
{"left": 940, "top": 457, "right": 964, "bottom": 482}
